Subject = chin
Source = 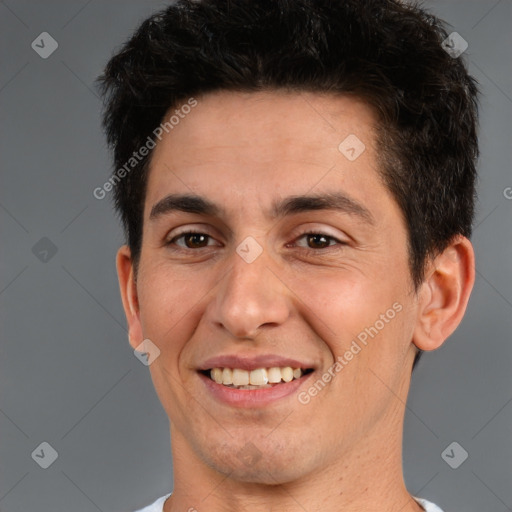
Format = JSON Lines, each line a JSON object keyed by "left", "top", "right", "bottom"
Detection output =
{"left": 200, "top": 438, "right": 313, "bottom": 485}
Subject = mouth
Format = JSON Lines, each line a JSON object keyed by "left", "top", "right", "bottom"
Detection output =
{"left": 200, "top": 366, "right": 314, "bottom": 390}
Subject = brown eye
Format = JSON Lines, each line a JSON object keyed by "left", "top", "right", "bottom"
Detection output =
{"left": 305, "top": 233, "right": 333, "bottom": 249}
{"left": 168, "top": 232, "right": 214, "bottom": 249}
{"left": 290, "top": 230, "right": 347, "bottom": 253}
{"left": 183, "top": 233, "right": 209, "bottom": 248}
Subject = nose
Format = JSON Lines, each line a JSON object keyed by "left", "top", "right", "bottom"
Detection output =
{"left": 209, "top": 245, "right": 291, "bottom": 339}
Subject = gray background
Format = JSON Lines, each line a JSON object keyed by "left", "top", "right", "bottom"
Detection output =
{"left": 0, "top": 1, "right": 510, "bottom": 511}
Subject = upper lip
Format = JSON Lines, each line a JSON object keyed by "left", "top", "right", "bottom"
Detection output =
{"left": 198, "top": 354, "right": 315, "bottom": 372}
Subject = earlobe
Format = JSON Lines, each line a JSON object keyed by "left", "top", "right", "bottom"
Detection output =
{"left": 116, "top": 245, "right": 144, "bottom": 350}
{"left": 413, "top": 236, "right": 475, "bottom": 352}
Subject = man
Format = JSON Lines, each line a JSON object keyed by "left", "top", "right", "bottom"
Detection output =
{"left": 98, "top": 1, "right": 478, "bottom": 510}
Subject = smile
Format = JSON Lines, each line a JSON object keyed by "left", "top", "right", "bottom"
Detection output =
{"left": 205, "top": 367, "right": 314, "bottom": 389}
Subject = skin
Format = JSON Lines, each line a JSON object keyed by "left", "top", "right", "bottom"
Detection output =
{"left": 117, "top": 90, "right": 475, "bottom": 512}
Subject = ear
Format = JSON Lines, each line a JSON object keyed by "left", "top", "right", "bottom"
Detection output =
{"left": 413, "top": 235, "right": 475, "bottom": 351}
{"left": 116, "top": 245, "right": 143, "bottom": 350}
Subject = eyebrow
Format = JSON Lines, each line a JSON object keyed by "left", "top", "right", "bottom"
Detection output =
{"left": 149, "top": 192, "right": 374, "bottom": 225}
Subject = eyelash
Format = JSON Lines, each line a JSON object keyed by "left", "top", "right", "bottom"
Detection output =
{"left": 166, "top": 229, "right": 346, "bottom": 254}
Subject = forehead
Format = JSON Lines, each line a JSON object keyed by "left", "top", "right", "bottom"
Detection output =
{"left": 144, "top": 90, "right": 388, "bottom": 220}
{"left": 151, "top": 90, "right": 376, "bottom": 162}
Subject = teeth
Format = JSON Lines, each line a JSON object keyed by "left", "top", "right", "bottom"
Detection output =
{"left": 237, "top": 384, "right": 273, "bottom": 390}
{"left": 281, "top": 367, "right": 294, "bottom": 382}
{"left": 250, "top": 368, "right": 268, "bottom": 386}
{"left": 268, "top": 367, "right": 282, "bottom": 383}
{"left": 232, "top": 368, "right": 249, "bottom": 386}
{"left": 209, "top": 366, "right": 305, "bottom": 388}
{"left": 221, "top": 368, "right": 233, "bottom": 385}
{"left": 211, "top": 368, "right": 223, "bottom": 384}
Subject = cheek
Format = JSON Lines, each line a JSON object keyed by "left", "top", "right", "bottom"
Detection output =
{"left": 137, "top": 266, "right": 194, "bottom": 342}
{"left": 291, "top": 268, "right": 412, "bottom": 374}
{"left": 137, "top": 270, "right": 198, "bottom": 410}
{"left": 291, "top": 271, "right": 392, "bottom": 337}
{"left": 136, "top": 263, "right": 222, "bottom": 367}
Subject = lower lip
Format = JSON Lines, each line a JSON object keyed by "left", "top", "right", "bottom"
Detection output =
{"left": 198, "top": 372, "right": 314, "bottom": 408}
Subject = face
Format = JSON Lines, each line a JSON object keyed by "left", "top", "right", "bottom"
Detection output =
{"left": 120, "top": 91, "right": 422, "bottom": 484}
